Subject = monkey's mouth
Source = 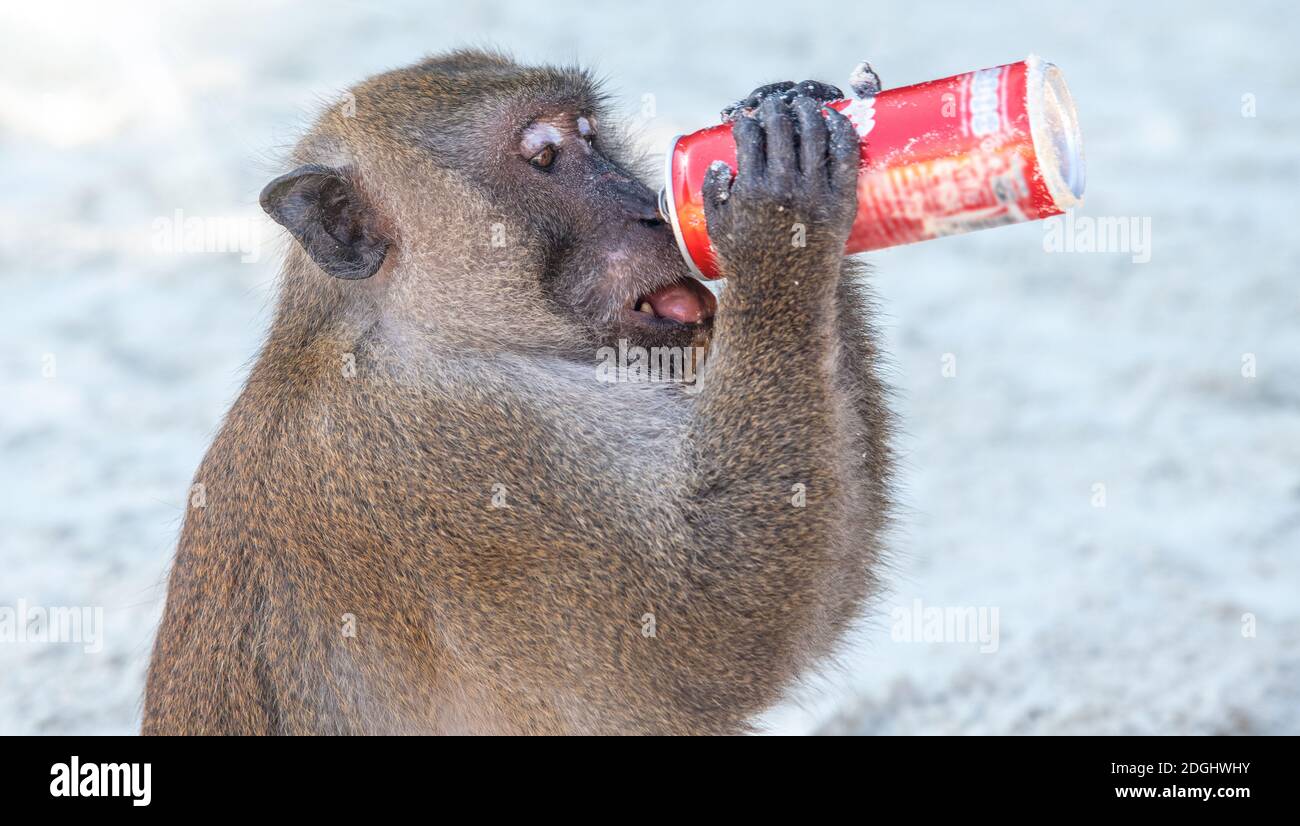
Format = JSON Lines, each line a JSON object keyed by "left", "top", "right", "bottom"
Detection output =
{"left": 623, "top": 277, "right": 717, "bottom": 328}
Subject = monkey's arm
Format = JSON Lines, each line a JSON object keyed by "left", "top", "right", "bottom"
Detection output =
{"left": 595, "top": 93, "right": 876, "bottom": 731}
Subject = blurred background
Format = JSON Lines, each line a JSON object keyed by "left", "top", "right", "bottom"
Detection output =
{"left": 1, "top": 0, "right": 1296, "bottom": 735}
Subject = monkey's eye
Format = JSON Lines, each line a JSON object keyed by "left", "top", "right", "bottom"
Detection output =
{"left": 529, "top": 145, "right": 557, "bottom": 170}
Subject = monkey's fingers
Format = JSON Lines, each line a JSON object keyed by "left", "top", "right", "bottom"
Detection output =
{"left": 758, "top": 96, "right": 796, "bottom": 192}
{"left": 792, "top": 95, "right": 830, "bottom": 185}
{"left": 824, "top": 106, "right": 861, "bottom": 197}
{"left": 786, "top": 80, "right": 844, "bottom": 105}
{"left": 702, "top": 159, "right": 735, "bottom": 230}
{"left": 721, "top": 80, "right": 845, "bottom": 121}
{"left": 731, "top": 114, "right": 766, "bottom": 187}
{"left": 721, "top": 81, "right": 796, "bottom": 121}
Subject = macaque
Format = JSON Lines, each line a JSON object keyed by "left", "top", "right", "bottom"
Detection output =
{"left": 143, "top": 50, "right": 891, "bottom": 735}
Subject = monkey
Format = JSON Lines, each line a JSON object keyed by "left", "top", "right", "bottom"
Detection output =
{"left": 142, "top": 50, "right": 891, "bottom": 735}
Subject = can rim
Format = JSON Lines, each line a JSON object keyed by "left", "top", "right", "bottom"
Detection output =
{"left": 661, "top": 133, "right": 709, "bottom": 281}
{"left": 1026, "top": 55, "right": 1086, "bottom": 211}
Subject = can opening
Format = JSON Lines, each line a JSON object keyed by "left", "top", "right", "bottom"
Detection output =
{"left": 1027, "top": 58, "right": 1086, "bottom": 210}
{"left": 1043, "top": 64, "right": 1085, "bottom": 200}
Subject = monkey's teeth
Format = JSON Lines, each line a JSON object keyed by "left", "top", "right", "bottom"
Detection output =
{"left": 639, "top": 301, "right": 654, "bottom": 315}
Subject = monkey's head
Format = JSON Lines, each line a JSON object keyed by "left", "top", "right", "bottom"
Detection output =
{"left": 260, "top": 50, "right": 716, "bottom": 359}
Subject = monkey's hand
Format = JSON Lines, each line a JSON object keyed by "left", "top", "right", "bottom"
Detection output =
{"left": 702, "top": 93, "right": 859, "bottom": 292}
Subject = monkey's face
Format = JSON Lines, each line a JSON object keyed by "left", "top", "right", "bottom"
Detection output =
{"left": 498, "top": 110, "right": 717, "bottom": 352}
{"left": 260, "top": 55, "right": 716, "bottom": 356}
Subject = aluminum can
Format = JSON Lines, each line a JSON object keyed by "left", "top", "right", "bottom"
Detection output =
{"left": 661, "top": 56, "right": 1086, "bottom": 278}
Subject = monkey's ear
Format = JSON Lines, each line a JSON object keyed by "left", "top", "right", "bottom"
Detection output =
{"left": 259, "top": 164, "right": 390, "bottom": 280}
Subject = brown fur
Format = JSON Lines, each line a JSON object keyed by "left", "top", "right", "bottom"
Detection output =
{"left": 142, "top": 50, "right": 891, "bottom": 735}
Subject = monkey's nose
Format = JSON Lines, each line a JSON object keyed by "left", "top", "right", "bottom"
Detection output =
{"left": 621, "top": 194, "right": 664, "bottom": 224}
{"left": 601, "top": 180, "right": 662, "bottom": 223}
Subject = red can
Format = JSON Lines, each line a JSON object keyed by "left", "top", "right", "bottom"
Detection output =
{"left": 661, "top": 56, "right": 1086, "bottom": 279}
